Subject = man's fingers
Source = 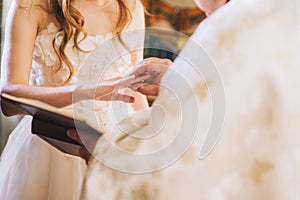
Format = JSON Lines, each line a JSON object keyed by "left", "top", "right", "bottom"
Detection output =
{"left": 129, "top": 58, "right": 172, "bottom": 78}
{"left": 131, "top": 74, "right": 152, "bottom": 84}
{"left": 131, "top": 82, "right": 144, "bottom": 91}
{"left": 139, "top": 84, "right": 159, "bottom": 96}
{"left": 142, "top": 57, "right": 171, "bottom": 63}
{"left": 142, "top": 57, "right": 172, "bottom": 65}
{"left": 66, "top": 129, "right": 83, "bottom": 145}
{"left": 67, "top": 129, "right": 98, "bottom": 163}
{"left": 132, "top": 83, "right": 159, "bottom": 96}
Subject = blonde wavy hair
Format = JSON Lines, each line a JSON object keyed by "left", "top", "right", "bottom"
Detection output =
{"left": 48, "top": 0, "right": 136, "bottom": 83}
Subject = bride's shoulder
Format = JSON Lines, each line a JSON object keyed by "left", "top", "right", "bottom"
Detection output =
{"left": 13, "top": 0, "right": 51, "bottom": 20}
{"left": 13, "top": 0, "right": 56, "bottom": 30}
{"left": 15, "top": 0, "right": 48, "bottom": 10}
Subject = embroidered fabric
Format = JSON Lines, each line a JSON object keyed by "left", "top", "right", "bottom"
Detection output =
{"left": 30, "top": 22, "right": 132, "bottom": 86}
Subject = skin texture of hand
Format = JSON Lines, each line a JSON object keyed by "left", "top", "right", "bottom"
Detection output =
{"left": 74, "top": 75, "right": 136, "bottom": 103}
{"left": 129, "top": 57, "right": 173, "bottom": 96}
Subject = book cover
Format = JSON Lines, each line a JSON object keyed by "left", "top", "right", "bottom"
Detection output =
{"left": 0, "top": 93, "right": 102, "bottom": 157}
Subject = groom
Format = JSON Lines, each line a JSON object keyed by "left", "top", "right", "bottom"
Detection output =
{"left": 71, "top": 0, "right": 300, "bottom": 199}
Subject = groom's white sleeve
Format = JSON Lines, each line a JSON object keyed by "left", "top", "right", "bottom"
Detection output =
{"left": 117, "top": 108, "right": 152, "bottom": 134}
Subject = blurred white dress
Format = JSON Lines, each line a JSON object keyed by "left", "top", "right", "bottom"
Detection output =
{"left": 0, "top": 1, "right": 145, "bottom": 199}
{"left": 82, "top": 0, "right": 300, "bottom": 199}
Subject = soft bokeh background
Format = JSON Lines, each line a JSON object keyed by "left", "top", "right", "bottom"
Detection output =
{"left": 0, "top": 0, "right": 22, "bottom": 153}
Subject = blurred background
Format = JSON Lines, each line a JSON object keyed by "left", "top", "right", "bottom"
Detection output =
{"left": 143, "top": 0, "right": 206, "bottom": 60}
{"left": 0, "top": 0, "right": 206, "bottom": 153}
{"left": 0, "top": 0, "right": 22, "bottom": 153}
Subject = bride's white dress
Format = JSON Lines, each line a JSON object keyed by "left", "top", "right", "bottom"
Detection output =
{"left": 0, "top": 5, "right": 143, "bottom": 198}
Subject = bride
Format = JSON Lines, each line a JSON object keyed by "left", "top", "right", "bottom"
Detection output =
{"left": 0, "top": 0, "right": 148, "bottom": 199}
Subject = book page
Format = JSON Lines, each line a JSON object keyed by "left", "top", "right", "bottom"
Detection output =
{"left": 1, "top": 93, "right": 74, "bottom": 119}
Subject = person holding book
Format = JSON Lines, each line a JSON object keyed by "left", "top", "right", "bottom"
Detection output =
{"left": 79, "top": 0, "right": 300, "bottom": 199}
{"left": 0, "top": 0, "right": 150, "bottom": 199}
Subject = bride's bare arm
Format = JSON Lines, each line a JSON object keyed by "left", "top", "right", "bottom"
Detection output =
{"left": 0, "top": 1, "right": 77, "bottom": 108}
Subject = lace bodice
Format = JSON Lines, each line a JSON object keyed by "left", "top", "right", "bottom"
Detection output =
{"left": 29, "top": 22, "right": 144, "bottom": 136}
{"left": 30, "top": 22, "right": 136, "bottom": 86}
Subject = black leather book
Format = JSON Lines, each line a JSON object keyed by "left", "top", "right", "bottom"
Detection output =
{"left": 0, "top": 93, "right": 101, "bottom": 157}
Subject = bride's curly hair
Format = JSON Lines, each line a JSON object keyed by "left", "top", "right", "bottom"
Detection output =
{"left": 48, "top": 0, "right": 135, "bottom": 83}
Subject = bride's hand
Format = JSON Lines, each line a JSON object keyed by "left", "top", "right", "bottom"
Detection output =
{"left": 74, "top": 76, "right": 136, "bottom": 103}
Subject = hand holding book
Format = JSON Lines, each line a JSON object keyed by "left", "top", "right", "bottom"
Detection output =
{"left": 66, "top": 129, "right": 99, "bottom": 163}
{"left": 0, "top": 93, "right": 102, "bottom": 157}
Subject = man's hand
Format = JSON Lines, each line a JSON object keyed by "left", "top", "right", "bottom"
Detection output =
{"left": 66, "top": 129, "right": 100, "bottom": 163}
{"left": 129, "top": 57, "right": 172, "bottom": 96}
